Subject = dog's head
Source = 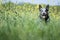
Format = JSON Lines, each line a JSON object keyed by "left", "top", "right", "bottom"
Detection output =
{"left": 39, "top": 5, "right": 49, "bottom": 19}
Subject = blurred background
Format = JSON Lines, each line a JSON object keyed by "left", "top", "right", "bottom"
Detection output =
{"left": 0, "top": 0, "right": 60, "bottom": 40}
{"left": 1, "top": 0, "right": 60, "bottom": 5}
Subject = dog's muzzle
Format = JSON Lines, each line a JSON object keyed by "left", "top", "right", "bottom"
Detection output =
{"left": 42, "top": 13, "right": 46, "bottom": 18}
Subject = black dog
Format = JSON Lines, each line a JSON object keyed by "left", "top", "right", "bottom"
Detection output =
{"left": 39, "top": 5, "right": 50, "bottom": 23}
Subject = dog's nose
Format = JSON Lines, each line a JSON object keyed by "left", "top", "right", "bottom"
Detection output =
{"left": 43, "top": 13, "right": 45, "bottom": 14}
{"left": 43, "top": 13, "right": 45, "bottom": 16}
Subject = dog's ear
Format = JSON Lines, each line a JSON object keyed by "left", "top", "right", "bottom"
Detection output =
{"left": 46, "top": 5, "right": 49, "bottom": 11}
{"left": 39, "top": 5, "right": 42, "bottom": 10}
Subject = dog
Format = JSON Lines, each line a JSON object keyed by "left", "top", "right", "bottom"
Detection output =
{"left": 39, "top": 5, "right": 50, "bottom": 23}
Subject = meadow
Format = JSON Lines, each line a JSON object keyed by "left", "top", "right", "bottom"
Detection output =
{"left": 0, "top": 2, "right": 60, "bottom": 40}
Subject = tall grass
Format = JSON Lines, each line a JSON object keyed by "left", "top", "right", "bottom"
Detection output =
{"left": 0, "top": 2, "right": 60, "bottom": 40}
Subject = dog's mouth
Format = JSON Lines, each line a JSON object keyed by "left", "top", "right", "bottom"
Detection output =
{"left": 42, "top": 14, "right": 46, "bottom": 18}
{"left": 42, "top": 16, "right": 45, "bottom": 18}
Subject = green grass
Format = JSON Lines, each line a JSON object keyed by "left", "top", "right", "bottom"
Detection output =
{"left": 0, "top": 2, "right": 60, "bottom": 40}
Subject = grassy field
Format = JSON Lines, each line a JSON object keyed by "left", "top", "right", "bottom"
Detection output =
{"left": 0, "top": 2, "right": 60, "bottom": 40}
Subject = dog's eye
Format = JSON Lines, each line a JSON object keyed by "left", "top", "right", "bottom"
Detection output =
{"left": 41, "top": 10, "right": 43, "bottom": 12}
{"left": 45, "top": 10, "right": 46, "bottom": 12}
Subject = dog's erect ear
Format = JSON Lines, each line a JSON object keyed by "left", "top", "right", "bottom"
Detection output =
{"left": 39, "top": 5, "right": 42, "bottom": 10}
{"left": 46, "top": 5, "right": 49, "bottom": 11}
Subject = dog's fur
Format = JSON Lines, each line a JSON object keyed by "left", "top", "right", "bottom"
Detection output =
{"left": 39, "top": 5, "right": 50, "bottom": 23}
